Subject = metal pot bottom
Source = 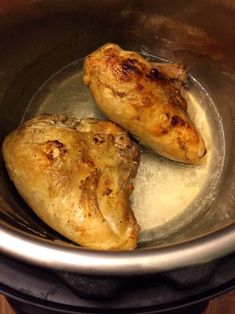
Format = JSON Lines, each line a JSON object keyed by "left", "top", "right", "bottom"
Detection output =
{"left": 21, "top": 55, "right": 225, "bottom": 247}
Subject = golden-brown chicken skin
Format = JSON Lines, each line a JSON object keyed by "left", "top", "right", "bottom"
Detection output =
{"left": 2, "top": 114, "right": 140, "bottom": 250}
{"left": 83, "top": 43, "right": 206, "bottom": 164}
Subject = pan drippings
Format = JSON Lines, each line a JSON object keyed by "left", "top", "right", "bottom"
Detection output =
{"left": 23, "top": 56, "right": 225, "bottom": 245}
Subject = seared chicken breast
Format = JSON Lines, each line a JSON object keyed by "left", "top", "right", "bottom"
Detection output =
{"left": 83, "top": 43, "right": 206, "bottom": 164}
{"left": 2, "top": 114, "right": 140, "bottom": 250}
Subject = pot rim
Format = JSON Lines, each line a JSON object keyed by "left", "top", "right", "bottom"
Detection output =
{"left": 1, "top": 222, "right": 235, "bottom": 275}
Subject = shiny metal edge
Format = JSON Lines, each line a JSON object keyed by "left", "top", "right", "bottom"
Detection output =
{"left": 1, "top": 223, "right": 235, "bottom": 275}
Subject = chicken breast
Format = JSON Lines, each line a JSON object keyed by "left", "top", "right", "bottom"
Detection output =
{"left": 2, "top": 114, "right": 140, "bottom": 250}
{"left": 83, "top": 43, "right": 206, "bottom": 164}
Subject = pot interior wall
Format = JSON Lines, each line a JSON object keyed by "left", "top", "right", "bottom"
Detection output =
{"left": 0, "top": 0, "right": 235, "bottom": 251}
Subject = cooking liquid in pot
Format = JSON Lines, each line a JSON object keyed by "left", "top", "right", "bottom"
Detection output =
{"left": 22, "top": 56, "right": 224, "bottom": 245}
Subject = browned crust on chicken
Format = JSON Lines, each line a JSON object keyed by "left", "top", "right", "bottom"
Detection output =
{"left": 83, "top": 43, "right": 206, "bottom": 164}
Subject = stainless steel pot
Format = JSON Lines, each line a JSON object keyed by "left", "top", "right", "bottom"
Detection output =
{"left": 0, "top": 0, "right": 235, "bottom": 275}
